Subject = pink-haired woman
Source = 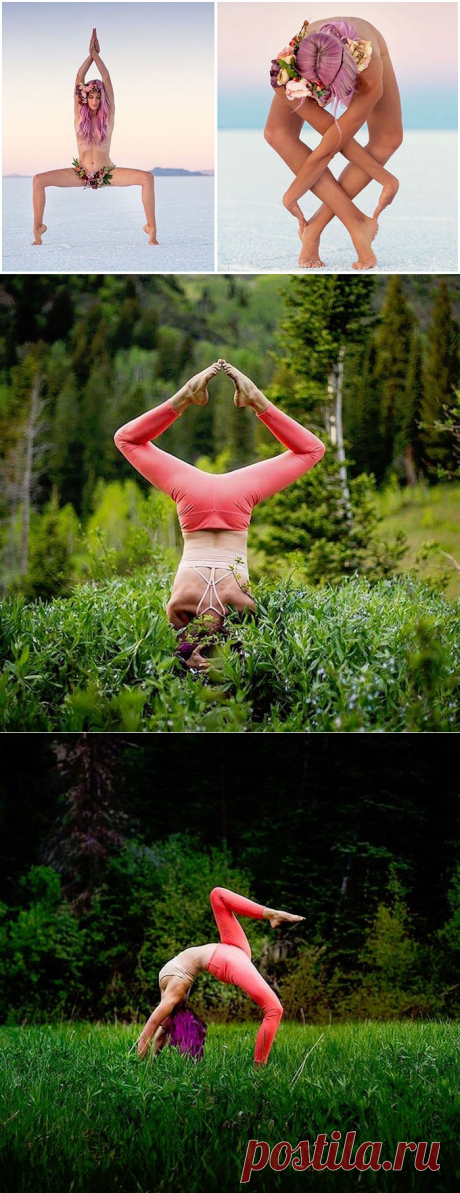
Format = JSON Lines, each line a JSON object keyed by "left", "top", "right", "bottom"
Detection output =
{"left": 32, "top": 28, "right": 158, "bottom": 246}
{"left": 265, "top": 16, "right": 403, "bottom": 270}
{"left": 136, "top": 887, "right": 305, "bottom": 1066}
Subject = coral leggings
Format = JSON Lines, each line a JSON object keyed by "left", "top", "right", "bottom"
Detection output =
{"left": 114, "top": 398, "right": 325, "bottom": 533}
{"left": 207, "top": 887, "right": 283, "bottom": 1065}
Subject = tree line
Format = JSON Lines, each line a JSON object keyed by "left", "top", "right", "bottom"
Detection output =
{"left": 0, "top": 274, "right": 458, "bottom": 598}
{"left": 1, "top": 735, "right": 460, "bottom": 1023}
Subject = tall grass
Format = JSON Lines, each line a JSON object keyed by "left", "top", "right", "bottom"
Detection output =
{"left": 1, "top": 571, "right": 459, "bottom": 731}
{"left": 1, "top": 1022, "right": 458, "bottom": 1192}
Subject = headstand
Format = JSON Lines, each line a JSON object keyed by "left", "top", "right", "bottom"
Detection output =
{"left": 136, "top": 887, "right": 304, "bottom": 1065}
{"left": 32, "top": 27, "right": 158, "bottom": 246}
{"left": 114, "top": 360, "right": 326, "bottom": 671}
{"left": 265, "top": 16, "right": 402, "bottom": 269}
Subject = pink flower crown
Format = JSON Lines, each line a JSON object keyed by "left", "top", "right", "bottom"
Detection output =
{"left": 75, "top": 81, "right": 102, "bottom": 105}
{"left": 270, "top": 19, "right": 372, "bottom": 108}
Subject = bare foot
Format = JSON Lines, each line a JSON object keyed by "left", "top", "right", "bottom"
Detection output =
{"left": 298, "top": 223, "right": 325, "bottom": 269}
{"left": 143, "top": 223, "right": 159, "bottom": 245}
{"left": 184, "top": 363, "right": 220, "bottom": 405}
{"left": 264, "top": 907, "right": 305, "bottom": 929}
{"left": 351, "top": 214, "right": 378, "bottom": 271}
{"left": 373, "top": 176, "right": 399, "bottom": 221}
{"left": 32, "top": 224, "right": 47, "bottom": 246}
{"left": 218, "top": 360, "right": 267, "bottom": 411}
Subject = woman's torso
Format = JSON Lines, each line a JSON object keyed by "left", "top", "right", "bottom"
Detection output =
{"left": 167, "top": 529, "right": 256, "bottom": 626}
{"left": 75, "top": 118, "right": 115, "bottom": 170}
{"left": 307, "top": 16, "right": 389, "bottom": 58}
{"left": 158, "top": 944, "right": 218, "bottom": 991}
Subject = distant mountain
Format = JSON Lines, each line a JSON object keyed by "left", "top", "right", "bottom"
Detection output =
{"left": 3, "top": 169, "right": 214, "bottom": 179}
{"left": 151, "top": 168, "right": 214, "bottom": 177}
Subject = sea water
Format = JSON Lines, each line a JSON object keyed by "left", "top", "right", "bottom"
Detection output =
{"left": 2, "top": 175, "right": 214, "bottom": 273}
{"left": 217, "top": 129, "right": 458, "bottom": 273}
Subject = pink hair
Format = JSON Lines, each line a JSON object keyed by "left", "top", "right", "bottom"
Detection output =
{"left": 77, "top": 80, "right": 109, "bottom": 145}
{"left": 296, "top": 21, "right": 358, "bottom": 110}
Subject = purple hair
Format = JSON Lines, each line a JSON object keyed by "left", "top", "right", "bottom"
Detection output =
{"left": 165, "top": 1003, "right": 207, "bottom": 1060}
{"left": 76, "top": 80, "right": 110, "bottom": 145}
{"left": 296, "top": 22, "right": 358, "bottom": 110}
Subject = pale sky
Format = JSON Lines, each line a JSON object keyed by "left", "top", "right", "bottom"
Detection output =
{"left": 218, "top": 2, "right": 458, "bottom": 128}
{"left": 3, "top": 2, "right": 215, "bottom": 174}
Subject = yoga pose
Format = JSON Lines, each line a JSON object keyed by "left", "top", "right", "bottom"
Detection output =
{"left": 265, "top": 16, "right": 402, "bottom": 269}
{"left": 114, "top": 360, "right": 326, "bottom": 671}
{"left": 32, "top": 28, "right": 158, "bottom": 246}
{"left": 136, "top": 887, "right": 304, "bottom": 1065}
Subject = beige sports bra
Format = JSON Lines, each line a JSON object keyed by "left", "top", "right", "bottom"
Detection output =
{"left": 158, "top": 944, "right": 218, "bottom": 989}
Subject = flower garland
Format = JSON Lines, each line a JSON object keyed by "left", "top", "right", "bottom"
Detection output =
{"left": 72, "top": 159, "right": 115, "bottom": 189}
{"left": 75, "top": 82, "right": 101, "bottom": 106}
{"left": 270, "top": 19, "right": 372, "bottom": 107}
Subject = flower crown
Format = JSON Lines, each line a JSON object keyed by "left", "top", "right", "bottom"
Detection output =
{"left": 270, "top": 19, "right": 372, "bottom": 108}
{"left": 75, "top": 82, "right": 102, "bottom": 105}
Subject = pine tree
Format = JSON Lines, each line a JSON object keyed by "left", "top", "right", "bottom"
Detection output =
{"left": 393, "top": 331, "right": 425, "bottom": 485}
{"left": 44, "top": 735, "right": 128, "bottom": 910}
{"left": 373, "top": 277, "right": 414, "bottom": 475}
{"left": 421, "top": 281, "right": 460, "bottom": 473}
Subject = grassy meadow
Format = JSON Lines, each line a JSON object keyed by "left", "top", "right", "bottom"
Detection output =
{"left": 1, "top": 1021, "right": 458, "bottom": 1192}
{"left": 1, "top": 573, "right": 460, "bottom": 731}
{"left": 376, "top": 483, "right": 460, "bottom": 600}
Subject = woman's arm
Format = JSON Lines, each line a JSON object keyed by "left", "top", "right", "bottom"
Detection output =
{"left": 76, "top": 53, "right": 93, "bottom": 86}
{"left": 137, "top": 995, "right": 179, "bottom": 1057}
{"left": 91, "top": 44, "right": 115, "bottom": 110}
{"left": 283, "top": 58, "right": 386, "bottom": 209}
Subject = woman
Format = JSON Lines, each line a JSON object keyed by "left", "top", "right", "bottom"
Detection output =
{"left": 265, "top": 16, "right": 402, "bottom": 269}
{"left": 114, "top": 359, "right": 326, "bottom": 672}
{"left": 32, "top": 28, "right": 158, "bottom": 246}
{"left": 136, "top": 886, "right": 304, "bottom": 1065}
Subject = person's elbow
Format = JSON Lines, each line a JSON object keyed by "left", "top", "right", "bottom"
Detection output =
{"left": 313, "top": 437, "right": 326, "bottom": 463}
{"left": 113, "top": 426, "right": 128, "bottom": 452}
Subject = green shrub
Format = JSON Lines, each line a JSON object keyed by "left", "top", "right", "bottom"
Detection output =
{"left": 0, "top": 571, "right": 459, "bottom": 732}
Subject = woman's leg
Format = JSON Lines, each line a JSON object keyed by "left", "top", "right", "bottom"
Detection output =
{"left": 219, "top": 365, "right": 325, "bottom": 508}
{"left": 208, "top": 941, "right": 283, "bottom": 1064}
{"left": 32, "top": 168, "right": 85, "bottom": 244}
{"left": 300, "top": 55, "right": 403, "bottom": 262}
{"left": 264, "top": 92, "right": 379, "bottom": 269}
{"left": 114, "top": 367, "right": 222, "bottom": 517}
{"left": 210, "top": 886, "right": 267, "bottom": 958}
{"left": 111, "top": 167, "right": 158, "bottom": 243}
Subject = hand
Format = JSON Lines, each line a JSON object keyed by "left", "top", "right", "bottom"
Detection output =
{"left": 137, "top": 1035, "right": 150, "bottom": 1059}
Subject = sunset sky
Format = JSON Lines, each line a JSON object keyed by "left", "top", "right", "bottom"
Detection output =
{"left": 3, "top": 2, "right": 214, "bottom": 175}
{"left": 218, "top": 2, "right": 458, "bottom": 129}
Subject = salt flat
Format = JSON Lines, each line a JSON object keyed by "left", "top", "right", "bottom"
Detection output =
{"left": 218, "top": 129, "right": 458, "bottom": 273}
{"left": 2, "top": 176, "right": 214, "bottom": 273}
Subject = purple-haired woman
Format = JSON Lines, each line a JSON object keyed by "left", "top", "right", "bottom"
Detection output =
{"left": 32, "top": 28, "right": 158, "bottom": 246}
{"left": 265, "top": 16, "right": 403, "bottom": 270}
{"left": 136, "top": 888, "right": 304, "bottom": 1066}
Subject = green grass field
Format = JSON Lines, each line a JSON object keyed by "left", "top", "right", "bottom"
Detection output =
{"left": 376, "top": 483, "right": 460, "bottom": 600}
{"left": 2, "top": 574, "right": 460, "bottom": 731}
{"left": 1, "top": 1022, "right": 458, "bottom": 1192}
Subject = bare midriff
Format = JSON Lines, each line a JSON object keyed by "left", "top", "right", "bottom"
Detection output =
{"left": 168, "top": 528, "right": 256, "bottom": 625}
{"left": 159, "top": 943, "right": 219, "bottom": 991}
{"left": 74, "top": 121, "right": 115, "bottom": 171}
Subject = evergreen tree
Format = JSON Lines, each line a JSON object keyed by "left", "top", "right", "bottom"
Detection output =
{"left": 345, "top": 339, "right": 386, "bottom": 481}
{"left": 373, "top": 277, "right": 414, "bottom": 475}
{"left": 44, "top": 736, "right": 128, "bottom": 910}
{"left": 421, "top": 281, "right": 460, "bottom": 474}
{"left": 394, "top": 330, "right": 425, "bottom": 484}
